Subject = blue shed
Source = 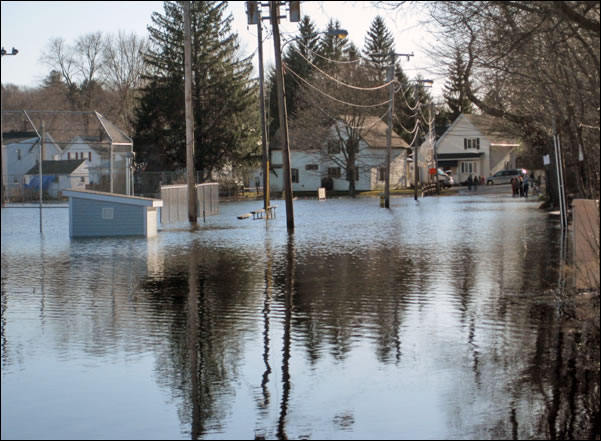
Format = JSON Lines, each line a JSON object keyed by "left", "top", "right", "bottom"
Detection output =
{"left": 63, "top": 189, "right": 163, "bottom": 238}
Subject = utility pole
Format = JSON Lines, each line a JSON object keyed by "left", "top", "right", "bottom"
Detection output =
{"left": 271, "top": 0, "right": 294, "bottom": 231}
{"left": 247, "top": 1, "right": 270, "bottom": 218}
{"left": 384, "top": 58, "right": 394, "bottom": 209}
{"left": 1, "top": 46, "right": 19, "bottom": 207}
{"left": 432, "top": 101, "right": 440, "bottom": 195}
{"left": 258, "top": 16, "right": 270, "bottom": 218}
{"left": 184, "top": 1, "right": 197, "bottom": 224}
{"left": 39, "top": 121, "right": 44, "bottom": 233}
{"left": 414, "top": 85, "right": 421, "bottom": 201}
{"left": 383, "top": 51, "right": 413, "bottom": 208}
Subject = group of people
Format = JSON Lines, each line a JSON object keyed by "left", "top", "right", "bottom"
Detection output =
{"left": 466, "top": 175, "right": 485, "bottom": 191}
{"left": 511, "top": 174, "right": 532, "bottom": 197}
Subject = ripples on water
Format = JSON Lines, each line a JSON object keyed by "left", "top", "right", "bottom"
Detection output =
{"left": 1, "top": 196, "right": 598, "bottom": 439}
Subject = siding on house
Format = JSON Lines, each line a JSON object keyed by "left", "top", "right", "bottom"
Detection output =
{"left": 270, "top": 148, "right": 407, "bottom": 192}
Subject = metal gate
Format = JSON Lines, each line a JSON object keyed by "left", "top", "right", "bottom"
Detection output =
{"left": 160, "top": 183, "right": 219, "bottom": 224}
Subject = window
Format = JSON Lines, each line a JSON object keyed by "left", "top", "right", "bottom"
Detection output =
{"left": 305, "top": 164, "right": 318, "bottom": 171}
{"left": 67, "top": 152, "right": 71, "bottom": 160}
{"left": 379, "top": 168, "right": 386, "bottom": 181}
{"left": 327, "top": 140, "right": 341, "bottom": 154}
{"left": 80, "top": 177, "right": 86, "bottom": 183}
{"left": 461, "top": 162, "right": 479, "bottom": 174}
{"left": 291, "top": 168, "right": 299, "bottom": 183}
{"left": 328, "top": 167, "right": 341, "bottom": 179}
{"left": 464, "top": 138, "right": 480, "bottom": 150}
{"left": 88, "top": 152, "right": 92, "bottom": 161}
{"left": 461, "top": 162, "right": 474, "bottom": 174}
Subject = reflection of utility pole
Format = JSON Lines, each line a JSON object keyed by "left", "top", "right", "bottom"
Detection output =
{"left": 278, "top": 236, "right": 295, "bottom": 440}
{"left": 184, "top": 1, "right": 197, "bottom": 224}
{"left": 384, "top": 51, "right": 413, "bottom": 209}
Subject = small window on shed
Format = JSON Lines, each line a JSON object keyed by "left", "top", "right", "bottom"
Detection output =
{"left": 102, "top": 207, "right": 114, "bottom": 220}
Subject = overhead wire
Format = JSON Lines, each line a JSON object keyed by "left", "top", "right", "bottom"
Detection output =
{"left": 286, "top": 70, "right": 390, "bottom": 131}
{"left": 284, "top": 63, "right": 393, "bottom": 109}
{"left": 288, "top": 46, "right": 396, "bottom": 91}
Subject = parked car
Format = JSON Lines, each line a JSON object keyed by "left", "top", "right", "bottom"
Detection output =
{"left": 437, "top": 168, "right": 454, "bottom": 188}
{"left": 486, "top": 168, "right": 527, "bottom": 185}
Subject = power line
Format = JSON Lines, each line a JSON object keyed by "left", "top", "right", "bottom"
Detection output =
{"left": 284, "top": 63, "right": 392, "bottom": 109}
{"left": 288, "top": 46, "right": 395, "bottom": 91}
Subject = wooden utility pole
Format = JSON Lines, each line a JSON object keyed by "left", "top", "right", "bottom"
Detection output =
{"left": 271, "top": 1, "right": 294, "bottom": 231}
{"left": 256, "top": 8, "right": 270, "bottom": 217}
{"left": 184, "top": 1, "right": 197, "bottom": 224}
{"left": 39, "top": 121, "right": 44, "bottom": 233}
{"left": 384, "top": 59, "right": 394, "bottom": 209}
{"left": 383, "top": 51, "right": 413, "bottom": 208}
{"left": 414, "top": 86, "right": 420, "bottom": 201}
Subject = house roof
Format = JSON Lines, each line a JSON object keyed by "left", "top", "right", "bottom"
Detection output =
{"left": 356, "top": 116, "right": 410, "bottom": 149}
{"left": 2, "top": 131, "right": 38, "bottom": 144}
{"left": 462, "top": 114, "right": 521, "bottom": 146}
{"left": 25, "top": 160, "right": 86, "bottom": 175}
{"left": 273, "top": 116, "right": 410, "bottom": 151}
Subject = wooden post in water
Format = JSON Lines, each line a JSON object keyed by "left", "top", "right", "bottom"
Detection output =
{"left": 184, "top": 1, "right": 197, "bottom": 224}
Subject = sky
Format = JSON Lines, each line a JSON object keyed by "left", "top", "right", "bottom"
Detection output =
{"left": 1, "top": 1, "right": 443, "bottom": 96}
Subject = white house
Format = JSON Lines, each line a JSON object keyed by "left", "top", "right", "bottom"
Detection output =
{"left": 425, "top": 113, "right": 521, "bottom": 185}
{"left": 3, "top": 131, "right": 63, "bottom": 196}
{"left": 269, "top": 116, "right": 411, "bottom": 193}
{"left": 24, "top": 159, "right": 89, "bottom": 199}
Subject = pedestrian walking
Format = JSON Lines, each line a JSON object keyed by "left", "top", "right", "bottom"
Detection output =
{"left": 519, "top": 176, "right": 524, "bottom": 197}
{"left": 467, "top": 174, "right": 473, "bottom": 191}
{"left": 473, "top": 174, "right": 479, "bottom": 191}
{"left": 523, "top": 174, "right": 529, "bottom": 197}
{"left": 511, "top": 177, "right": 519, "bottom": 197}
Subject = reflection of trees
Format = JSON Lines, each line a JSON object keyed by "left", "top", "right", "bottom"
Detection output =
{"left": 278, "top": 245, "right": 420, "bottom": 364}
{"left": 445, "top": 218, "right": 599, "bottom": 439}
{"left": 140, "top": 242, "right": 264, "bottom": 439}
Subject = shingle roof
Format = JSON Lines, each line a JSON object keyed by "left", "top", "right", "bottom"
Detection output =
{"left": 25, "top": 160, "right": 86, "bottom": 175}
{"left": 354, "top": 116, "right": 410, "bottom": 149}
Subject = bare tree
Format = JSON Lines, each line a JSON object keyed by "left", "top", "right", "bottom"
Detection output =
{"left": 103, "top": 31, "right": 149, "bottom": 132}
{"left": 289, "top": 61, "right": 391, "bottom": 197}
{"left": 423, "top": 1, "right": 600, "bottom": 199}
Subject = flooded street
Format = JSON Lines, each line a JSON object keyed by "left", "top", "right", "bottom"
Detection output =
{"left": 1, "top": 194, "right": 598, "bottom": 439}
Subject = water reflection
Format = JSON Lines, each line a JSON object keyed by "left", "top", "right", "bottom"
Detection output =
{"left": 1, "top": 198, "right": 599, "bottom": 439}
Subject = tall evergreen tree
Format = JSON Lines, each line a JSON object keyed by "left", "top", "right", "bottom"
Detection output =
{"left": 134, "top": 1, "right": 259, "bottom": 179}
{"left": 317, "top": 19, "right": 351, "bottom": 67}
{"left": 443, "top": 49, "right": 473, "bottom": 122}
{"left": 362, "top": 16, "right": 395, "bottom": 81}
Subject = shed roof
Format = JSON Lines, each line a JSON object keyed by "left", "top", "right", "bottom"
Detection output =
{"left": 63, "top": 189, "right": 163, "bottom": 207}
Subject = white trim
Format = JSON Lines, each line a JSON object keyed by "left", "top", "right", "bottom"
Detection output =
{"left": 63, "top": 189, "right": 163, "bottom": 207}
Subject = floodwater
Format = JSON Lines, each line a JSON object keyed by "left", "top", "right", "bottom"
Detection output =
{"left": 1, "top": 195, "right": 598, "bottom": 439}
